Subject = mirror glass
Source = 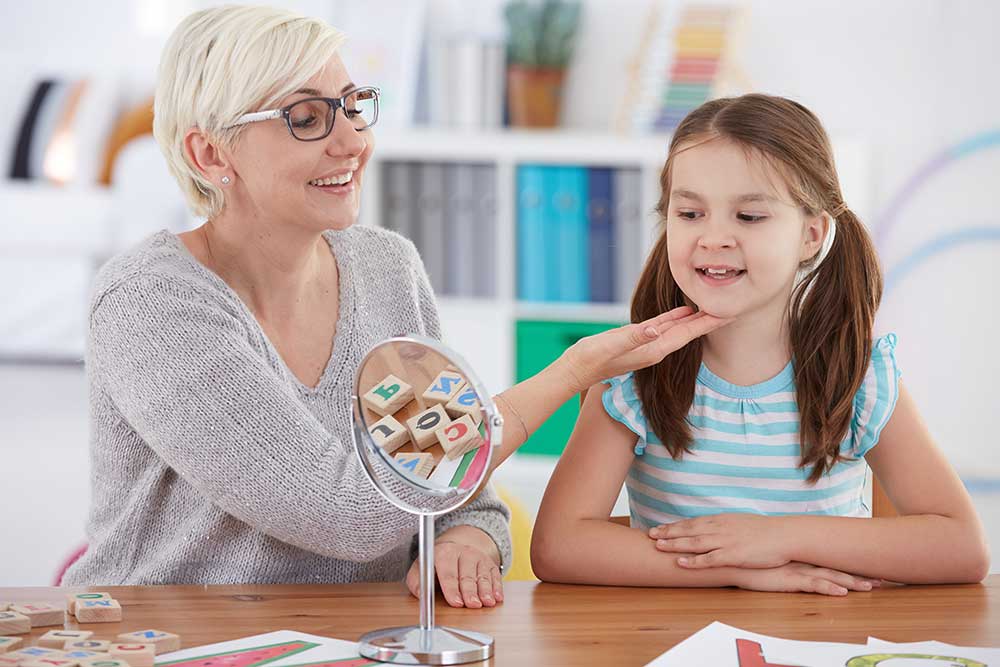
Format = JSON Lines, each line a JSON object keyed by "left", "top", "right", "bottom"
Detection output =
{"left": 352, "top": 336, "right": 498, "bottom": 515}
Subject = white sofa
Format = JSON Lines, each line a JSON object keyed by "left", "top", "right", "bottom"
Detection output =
{"left": 0, "top": 136, "right": 193, "bottom": 360}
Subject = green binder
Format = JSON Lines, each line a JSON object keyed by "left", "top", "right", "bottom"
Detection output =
{"left": 515, "top": 319, "right": 620, "bottom": 456}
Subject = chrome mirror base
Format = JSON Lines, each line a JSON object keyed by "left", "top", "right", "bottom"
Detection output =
{"left": 357, "top": 626, "right": 494, "bottom": 665}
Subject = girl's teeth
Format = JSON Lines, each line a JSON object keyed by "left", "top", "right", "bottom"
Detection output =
{"left": 701, "top": 268, "right": 743, "bottom": 279}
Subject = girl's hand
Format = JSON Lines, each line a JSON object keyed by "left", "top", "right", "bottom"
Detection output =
{"left": 735, "top": 562, "right": 882, "bottom": 596}
{"left": 559, "top": 306, "right": 733, "bottom": 393}
{"left": 406, "top": 538, "right": 504, "bottom": 609}
{"left": 649, "top": 514, "right": 793, "bottom": 569}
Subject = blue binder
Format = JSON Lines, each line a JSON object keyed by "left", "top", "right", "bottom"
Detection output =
{"left": 516, "top": 165, "right": 548, "bottom": 301}
{"left": 588, "top": 168, "right": 615, "bottom": 303}
{"left": 551, "top": 166, "right": 589, "bottom": 302}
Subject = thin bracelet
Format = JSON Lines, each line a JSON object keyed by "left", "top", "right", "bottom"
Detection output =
{"left": 495, "top": 392, "right": 528, "bottom": 443}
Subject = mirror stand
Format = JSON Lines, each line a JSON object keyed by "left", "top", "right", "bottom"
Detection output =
{"left": 356, "top": 514, "right": 494, "bottom": 665}
{"left": 352, "top": 335, "right": 503, "bottom": 665}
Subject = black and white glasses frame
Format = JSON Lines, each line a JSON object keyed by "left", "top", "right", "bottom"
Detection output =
{"left": 227, "top": 86, "right": 380, "bottom": 141}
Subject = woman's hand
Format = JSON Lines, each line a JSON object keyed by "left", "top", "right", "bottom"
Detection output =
{"left": 649, "top": 514, "right": 794, "bottom": 569}
{"left": 734, "top": 562, "right": 882, "bottom": 596}
{"left": 559, "top": 306, "right": 732, "bottom": 393}
{"left": 406, "top": 528, "right": 504, "bottom": 609}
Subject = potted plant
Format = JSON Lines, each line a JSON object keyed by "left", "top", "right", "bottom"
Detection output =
{"left": 504, "top": 0, "right": 582, "bottom": 127}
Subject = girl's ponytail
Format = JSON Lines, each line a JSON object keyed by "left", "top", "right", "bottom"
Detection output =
{"left": 791, "top": 205, "right": 883, "bottom": 482}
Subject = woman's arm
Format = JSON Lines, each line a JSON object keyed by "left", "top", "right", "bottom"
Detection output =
{"left": 652, "top": 384, "right": 991, "bottom": 584}
{"left": 491, "top": 307, "right": 732, "bottom": 470}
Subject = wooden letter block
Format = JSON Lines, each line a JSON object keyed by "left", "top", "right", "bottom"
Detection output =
{"left": 8, "top": 604, "right": 62, "bottom": 628}
{"left": 361, "top": 374, "right": 414, "bottom": 417}
{"left": 39, "top": 632, "right": 93, "bottom": 649}
{"left": 436, "top": 415, "right": 480, "bottom": 460}
{"left": 0, "top": 612, "right": 31, "bottom": 635}
{"left": 444, "top": 384, "right": 482, "bottom": 422}
{"left": 7, "top": 648, "right": 64, "bottom": 662}
{"left": 80, "top": 659, "right": 129, "bottom": 667}
{"left": 66, "top": 594, "right": 111, "bottom": 617}
{"left": 64, "top": 641, "right": 110, "bottom": 653}
{"left": 115, "top": 631, "right": 180, "bottom": 655}
{"left": 0, "top": 604, "right": 9, "bottom": 612}
{"left": 21, "top": 658, "right": 77, "bottom": 667}
{"left": 368, "top": 414, "right": 410, "bottom": 453}
{"left": 62, "top": 650, "right": 103, "bottom": 663}
{"left": 393, "top": 452, "right": 435, "bottom": 478}
{"left": 0, "top": 637, "right": 22, "bottom": 654}
{"left": 421, "top": 370, "right": 465, "bottom": 406}
{"left": 74, "top": 600, "right": 121, "bottom": 624}
{"left": 405, "top": 404, "right": 451, "bottom": 450}
{"left": 108, "top": 644, "right": 154, "bottom": 667}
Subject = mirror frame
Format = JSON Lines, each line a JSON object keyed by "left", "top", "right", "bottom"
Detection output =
{"left": 350, "top": 334, "right": 504, "bottom": 517}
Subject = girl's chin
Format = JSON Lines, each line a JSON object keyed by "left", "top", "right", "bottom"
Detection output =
{"left": 690, "top": 300, "right": 742, "bottom": 320}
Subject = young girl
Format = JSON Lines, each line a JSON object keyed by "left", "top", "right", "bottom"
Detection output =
{"left": 531, "top": 94, "right": 990, "bottom": 595}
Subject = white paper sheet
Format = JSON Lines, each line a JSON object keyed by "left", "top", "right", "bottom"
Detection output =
{"left": 647, "top": 621, "right": 999, "bottom": 666}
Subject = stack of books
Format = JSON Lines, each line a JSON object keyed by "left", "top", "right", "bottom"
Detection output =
{"left": 380, "top": 161, "right": 497, "bottom": 298}
{"left": 516, "top": 164, "right": 644, "bottom": 304}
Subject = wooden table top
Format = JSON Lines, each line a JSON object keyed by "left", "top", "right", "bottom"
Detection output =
{"left": 2, "top": 577, "right": 998, "bottom": 666}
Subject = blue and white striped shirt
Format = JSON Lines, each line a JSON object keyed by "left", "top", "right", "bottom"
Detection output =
{"left": 602, "top": 334, "right": 901, "bottom": 529}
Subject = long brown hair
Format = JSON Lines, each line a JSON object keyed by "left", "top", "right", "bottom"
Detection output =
{"left": 631, "top": 94, "right": 883, "bottom": 483}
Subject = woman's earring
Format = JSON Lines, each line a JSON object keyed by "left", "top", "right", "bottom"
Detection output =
{"left": 221, "top": 176, "right": 231, "bottom": 185}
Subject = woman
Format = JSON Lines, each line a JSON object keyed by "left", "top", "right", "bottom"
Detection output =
{"left": 62, "top": 5, "right": 728, "bottom": 608}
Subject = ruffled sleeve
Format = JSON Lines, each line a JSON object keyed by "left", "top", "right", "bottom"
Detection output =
{"left": 601, "top": 372, "right": 649, "bottom": 455}
{"left": 850, "top": 333, "right": 903, "bottom": 457}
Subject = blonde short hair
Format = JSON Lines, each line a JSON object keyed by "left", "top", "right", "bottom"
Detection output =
{"left": 153, "top": 5, "right": 346, "bottom": 218}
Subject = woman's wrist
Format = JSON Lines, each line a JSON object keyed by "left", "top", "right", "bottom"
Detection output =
{"left": 550, "top": 347, "right": 590, "bottom": 396}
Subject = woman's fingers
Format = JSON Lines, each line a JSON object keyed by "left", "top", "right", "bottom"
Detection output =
{"left": 621, "top": 307, "right": 700, "bottom": 350}
{"left": 643, "top": 306, "right": 694, "bottom": 328}
{"left": 457, "top": 548, "right": 482, "bottom": 608}
{"left": 405, "top": 562, "right": 420, "bottom": 598}
{"left": 664, "top": 311, "right": 733, "bottom": 339}
{"left": 476, "top": 560, "right": 496, "bottom": 607}
{"left": 490, "top": 564, "right": 504, "bottom": 602}
{"left": 658, "top": 313, "right": 732, "bottom": 349}
{"left": 434, "top": 548, "right": 464, "bottom": 607}
{"left": 629, "top": 313, "right": 731, "bottom": 365}
{"left": 563, "top": 307, "right": 734, "bottom": 391}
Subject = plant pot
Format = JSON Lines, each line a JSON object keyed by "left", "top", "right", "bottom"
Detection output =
{"left": 506, "top": 65, "right": 566, "bottom": 128}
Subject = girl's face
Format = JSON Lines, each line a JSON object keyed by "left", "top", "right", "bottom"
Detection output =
{"left": 665, "top": 138, "right": 825, "bottom": 321}
{"left": 225, "top": 54, "right": 374, "bottom": 232}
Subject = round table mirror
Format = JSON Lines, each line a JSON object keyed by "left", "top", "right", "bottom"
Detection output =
{"left": 351, "top": 335, "right": 503, "bottom": 665}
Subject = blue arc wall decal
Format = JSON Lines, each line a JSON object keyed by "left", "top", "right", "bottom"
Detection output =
{"left": 874, "top": 129, "right": 1000, "bottom": 251}
{"left": 885, "top": 226, "right": 1000, "bottom": 294}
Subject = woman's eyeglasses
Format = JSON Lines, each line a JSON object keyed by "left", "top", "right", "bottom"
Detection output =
{"left": 228, "top": 86, "right": 380, "bottom": 141}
